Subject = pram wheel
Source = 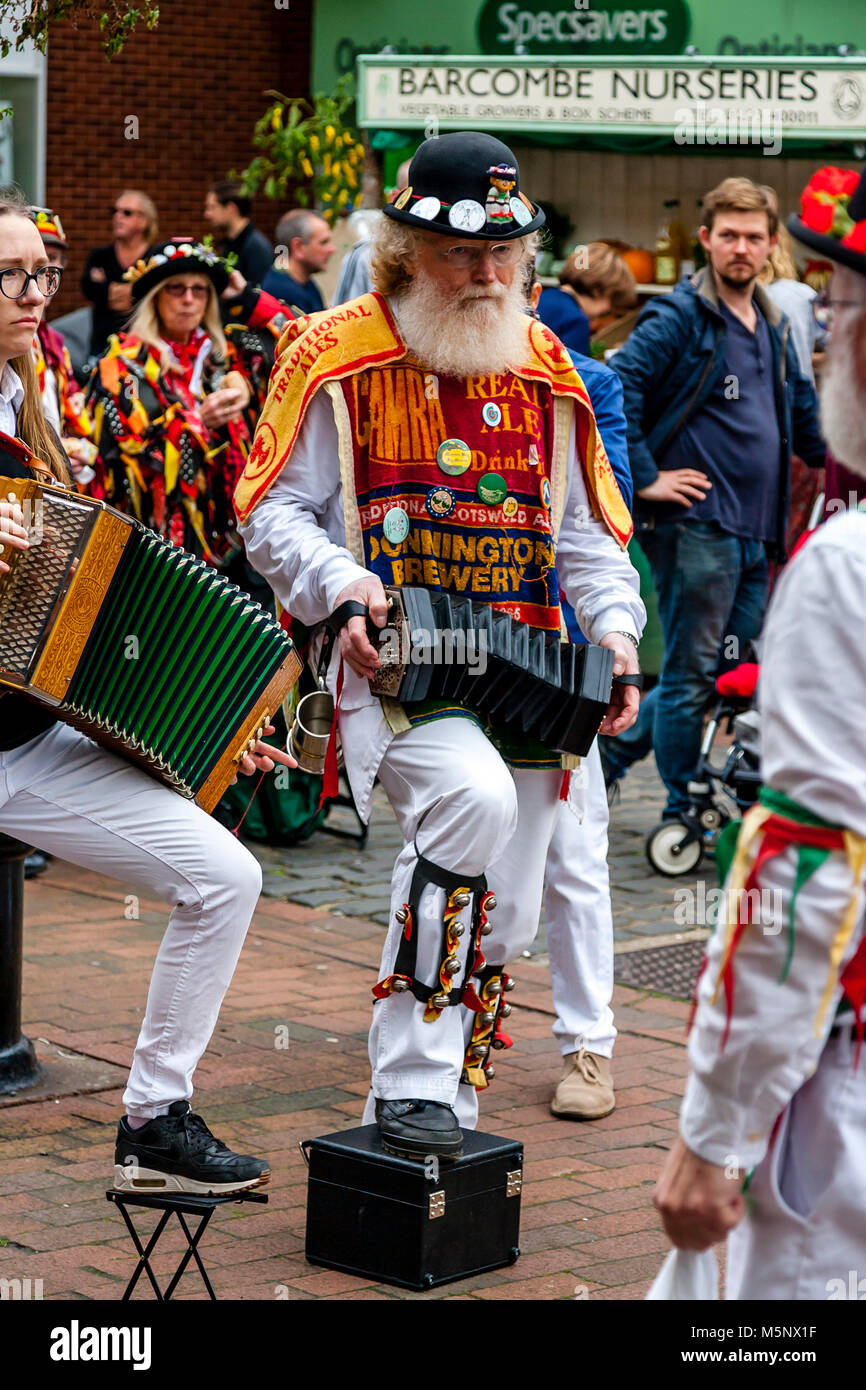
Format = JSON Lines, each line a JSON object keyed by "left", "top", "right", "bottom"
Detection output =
{"left": 646, "top": 820, "right": 703, "bottom": 876}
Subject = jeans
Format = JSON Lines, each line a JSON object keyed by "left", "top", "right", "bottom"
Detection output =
{"left": 600, "top": 521, "right": 769, "bottom": 816}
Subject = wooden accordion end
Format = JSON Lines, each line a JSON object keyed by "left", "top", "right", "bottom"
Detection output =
{"left": 368, "top": 585, "right": 615, "bottom": 758}
{"left": 0, "top": 477, "right": 301, "bottom": 812}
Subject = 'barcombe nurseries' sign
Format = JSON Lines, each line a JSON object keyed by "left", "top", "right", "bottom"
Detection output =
{"left": 357, "top": 55, "right": 866, "bottom": 143}
{"left": 477, "top": 0, "right": 691, "bottom": 55}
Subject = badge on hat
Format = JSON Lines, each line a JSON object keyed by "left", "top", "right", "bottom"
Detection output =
{"left": 486, "top": 164, "right": 517, "bottom": 226}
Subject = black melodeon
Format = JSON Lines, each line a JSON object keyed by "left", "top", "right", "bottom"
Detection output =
{"left": 364, "top": 585, "right": 617, "bottom": 758}
{"left": 0, "top": 476, "right": 301, "bottom": 810}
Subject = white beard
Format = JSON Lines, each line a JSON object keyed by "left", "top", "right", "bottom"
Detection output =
{"left": 390, "top": 272, "right": 530, "bottom": 378}
{"left": 820, "top": 289, "right": 866, "bottom": 479}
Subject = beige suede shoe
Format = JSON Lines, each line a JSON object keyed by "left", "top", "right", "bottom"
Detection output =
{"left": 550, "top": 1049, "right": 615, "bottom": 1120}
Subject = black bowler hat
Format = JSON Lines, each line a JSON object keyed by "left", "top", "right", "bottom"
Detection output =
{"left": 788, "top": 165, "right": 866, "bottom": 277}
{"left": 383, "top": 132, "right": 545, "bottom": 241}
{"left": 124, "top": 236, "right": 232, "bottom": 304}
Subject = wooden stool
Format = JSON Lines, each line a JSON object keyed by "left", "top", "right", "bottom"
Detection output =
{"left": 106, "top": 1188, "right": 268, "bottom": 1300}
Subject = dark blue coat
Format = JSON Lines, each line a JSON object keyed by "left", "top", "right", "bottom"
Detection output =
{"left": 610, "top": 268, "right": 825, "bottom": 560}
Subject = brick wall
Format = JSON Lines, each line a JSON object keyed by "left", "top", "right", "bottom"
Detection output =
{"left": 45, "top": 0, "right": 312, "bottom": 317}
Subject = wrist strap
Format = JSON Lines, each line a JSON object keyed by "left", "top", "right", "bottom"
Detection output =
{"left": 613, "top": 673, "right": 644, "bottom": 689}
{"left": 328, "top": 599, "right": 368, "bottom": 631}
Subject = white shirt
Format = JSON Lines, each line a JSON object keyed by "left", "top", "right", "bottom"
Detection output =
{"left": 679, "top": 510, "right": 866, "bottom": 1166}
{"left": 0, "top": 362, "right": 25, "bottom": 438}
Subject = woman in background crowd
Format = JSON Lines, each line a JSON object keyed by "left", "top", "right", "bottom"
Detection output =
{"left": 537, "top": 242, "right": 638, "bottom": 355}
{"left": 87, "top": 237, "right": 288, "bottom": 596}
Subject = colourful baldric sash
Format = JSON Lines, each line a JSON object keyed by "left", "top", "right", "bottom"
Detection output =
{"left": 710, "top": 786, "right": 866, "bottom": 1059}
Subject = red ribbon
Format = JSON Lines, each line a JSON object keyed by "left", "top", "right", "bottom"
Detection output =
{"left": 320, "top": 657, "right": 344, "bottom": 807}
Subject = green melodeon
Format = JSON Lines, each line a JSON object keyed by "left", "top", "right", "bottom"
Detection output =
{"left": 0, "top": 476, "right": 301, "bottom": 811}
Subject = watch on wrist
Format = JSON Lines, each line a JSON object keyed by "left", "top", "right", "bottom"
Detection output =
{"left": 615, "top": 630, "right": 640, "bottom": 648}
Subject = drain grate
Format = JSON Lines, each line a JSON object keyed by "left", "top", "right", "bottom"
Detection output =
{"left": 614, "top": 938, "right": 707, "bottom": 1001}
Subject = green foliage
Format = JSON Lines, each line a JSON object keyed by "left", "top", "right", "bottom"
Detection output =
{"left": 237, "top": 75, "right": 366, "bottom": 226}
{"left": 0, "top": 1, "right": 160, "bottom": 59}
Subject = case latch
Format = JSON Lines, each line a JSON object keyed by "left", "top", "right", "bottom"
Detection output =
{"left": 506, "top": 1169, "right": 523, "bottom": 1197}
{"left": 428, "top": 1190, "right": 446, "bottom": 1219}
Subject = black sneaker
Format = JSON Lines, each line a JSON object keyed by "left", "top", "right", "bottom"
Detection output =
{"left": 114, "top": 1101, "right": 270, "bottom": 1195}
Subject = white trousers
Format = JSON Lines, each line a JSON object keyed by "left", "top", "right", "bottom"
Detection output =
{"left": 726, "top": 1023, "right": 866, "bottom": 1300}
{"left": 350, "top": 714, "right": 566, "bottom": 1129}
{"left": 0, "top": 723, "right": 262, "bottom": 1118}
{"left": 543, "top": 740, "right": 616, "bottom": 1059}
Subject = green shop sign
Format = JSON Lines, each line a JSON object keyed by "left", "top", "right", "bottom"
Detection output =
{"left": 477, "top": 0, "right": 691, "bottom": 55}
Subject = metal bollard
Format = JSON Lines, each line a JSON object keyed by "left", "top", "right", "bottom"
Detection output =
{"left": 0, "top": 834, "right": 40, "bottom": 1094}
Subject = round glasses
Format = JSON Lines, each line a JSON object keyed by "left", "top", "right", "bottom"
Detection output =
{"left": 812, "top": 290, "right": 863, "bottom": 331}
{"left": 0, "top": 266, "right": 63, "bottom": 299}
{"left": 161, "top": 283, "right": 210, "bottom": 299}
{"left": 438, "top": 241, "right": 524, "bottom": 270}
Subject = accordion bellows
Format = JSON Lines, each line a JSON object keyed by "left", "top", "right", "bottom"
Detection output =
{"left": 369, "top": 586, "right": 614, "bottom": 757}
{"left": 0, "top": 477, "right": 301, "bottom": 811}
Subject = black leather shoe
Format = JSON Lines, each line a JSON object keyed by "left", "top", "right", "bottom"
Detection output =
{"left": 24, "top": 851, "right": 50, "bottom": 879}
{"left": 375, "top": 1098, "right": 463, "bottom": 1161}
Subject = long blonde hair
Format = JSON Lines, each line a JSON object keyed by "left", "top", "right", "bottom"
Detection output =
{"left": 0, "top": 187, "right": 71, "bottom": 485}
{"left": 757, "top": 223, "right": 799, "bottom": 285}
{"left": 126, "top": 277, "right": 227, "bottom": 372}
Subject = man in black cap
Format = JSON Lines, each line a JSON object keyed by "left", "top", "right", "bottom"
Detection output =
{"left": 655, "top": 166, "right": 866, "bottom": 1299}
{"left": 237, "top": 132, "right": 644, "bottom": 1159}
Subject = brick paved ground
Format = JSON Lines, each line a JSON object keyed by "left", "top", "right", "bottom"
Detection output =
{"left": 0, "top": 758, "right": 723, "bottom": 1301}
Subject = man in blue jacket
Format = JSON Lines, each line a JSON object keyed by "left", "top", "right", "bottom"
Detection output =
{"left": 602, "top": 177, "right": 824, "bottom": 825}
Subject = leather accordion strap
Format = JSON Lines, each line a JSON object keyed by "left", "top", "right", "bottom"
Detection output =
{"left": 613, "top": 673, "right": 644, "bottom": 689}
{"left": 328, "top": 599, "right": 369, "bottom": 631}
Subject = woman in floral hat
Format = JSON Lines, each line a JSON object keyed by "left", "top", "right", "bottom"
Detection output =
{"left": 87, "top": 237, "right": 290, "bottom": 581}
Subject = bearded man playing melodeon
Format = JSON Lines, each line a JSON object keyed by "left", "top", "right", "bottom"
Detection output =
{"left": 235, "top": 133, "right": 645, "bottom": 1161}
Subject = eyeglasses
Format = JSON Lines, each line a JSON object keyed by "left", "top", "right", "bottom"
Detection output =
{"left": 113, "top": 206, "right": 142, "bottom": 217}
{"left": 812, "top": 290, "right": 863, "bottom": 330}
{"left": 161, "top": 283, "right": 210, "bottom": 299}
{"left": 0, "top": 266, "right": 63, "bottom": 299}
{"left": 437, "top": 242, "right": 524, "bottom": 269}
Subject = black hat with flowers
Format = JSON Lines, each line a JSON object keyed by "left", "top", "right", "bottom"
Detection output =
{"left": 124, "top": 236, "right": 232, "bottom": 303}
{"left": 788, "top": 166, "right": 866, "bottom": 276}
{"left": 383, "top": 131, "right": 545, "bottom": 242}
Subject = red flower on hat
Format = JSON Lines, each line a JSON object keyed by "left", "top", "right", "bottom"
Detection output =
{"left": 800, "top": 189, "right": 835, "bottom": 234}
{"left": 809, "top": 167, "right": 860, "bottom": 199}
{"left": 842, "top": 220, "right": 866, "bottom": 254}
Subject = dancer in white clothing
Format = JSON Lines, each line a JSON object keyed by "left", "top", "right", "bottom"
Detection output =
{"left": 0, "top": 188, "right": 292, "bottom": 1195}
{"left": 655, "top": 163, "right": 866, "bottom": 1297}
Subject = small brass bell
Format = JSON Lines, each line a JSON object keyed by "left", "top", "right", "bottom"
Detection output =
{"left": 444, "top": 958, "right": 461, "bottom": 976}
{"left": 500, "top": 1002, "right": 512, "bottom": 1018}
{"left": 480, "top": 1010, "right": 495, "bottom": 1025}
{"left": 481, "top": 923, "right": 493, "bottom": 936}
{"left": 504, "top": 977, "right": 516, "bottom": 991}
{"left": 395, "top": 906, "right": 409, "bottom": 924}
{"left": 487, "top": 980, "right": 503, "bottom": 995}
{"left": 486, "top": 894, "right": 498, "bottom": 911}
{"left": 471, "top": 1043, "right": 488, "bottom": 1059}
{"left": 452, "top": 923, "right": 465, "bottom": 938}
{"left": 392, "top": 979, "right": 409, "bottom": 992}
{"left": 453, "top": 890, "right": 471, "bottom": 908}
{"left": 431, "top": 993, "right": 450, "bottom": 1009}
{"left": 484, "top": 1065, "right": 496, "bottom": 1081}
{"left": 492, "top": 1036, "right": 507, "bottom": 1050}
